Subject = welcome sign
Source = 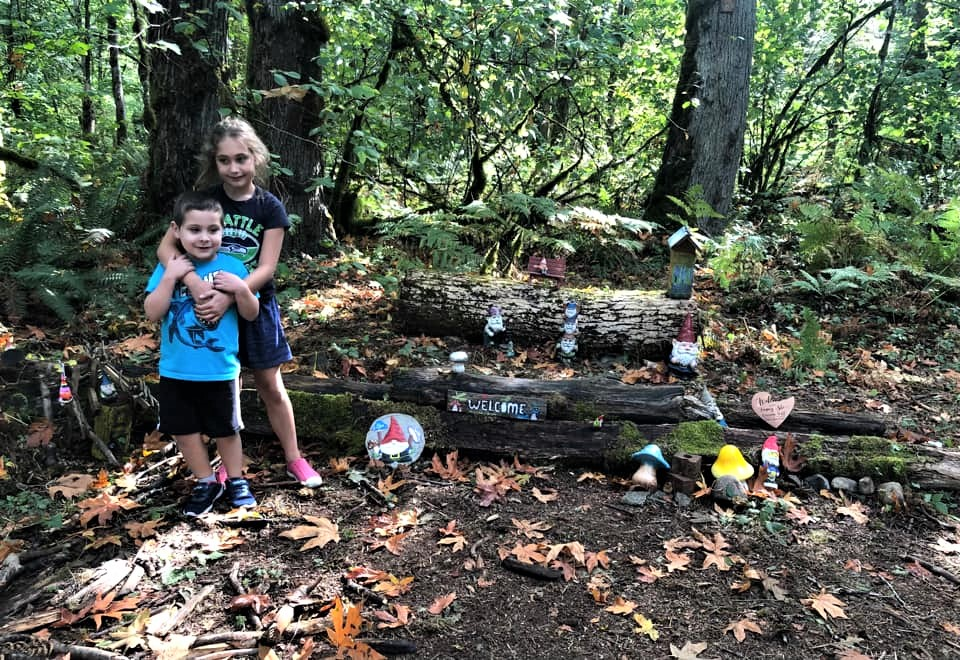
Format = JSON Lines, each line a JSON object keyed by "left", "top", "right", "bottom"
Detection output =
{"left": 447, "top": 390, "right": 546, "bottom": 421}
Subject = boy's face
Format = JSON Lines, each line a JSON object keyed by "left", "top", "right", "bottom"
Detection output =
{"left": 174, "top": 209, "right": 223, "bottom": 262}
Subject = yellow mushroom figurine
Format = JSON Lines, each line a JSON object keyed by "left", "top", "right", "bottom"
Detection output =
{"left": 710, "top": 444, "right": 754, "bottom": 503}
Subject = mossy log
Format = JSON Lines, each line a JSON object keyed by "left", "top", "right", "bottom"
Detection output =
{"left": 396, "top": 270, "right": 696, "bottom": 358}
{"left": 266, "top": 369, "right": 885, "bottom": 435}
{"left": 241, "top": 384, "right": 960, "bottom": 490}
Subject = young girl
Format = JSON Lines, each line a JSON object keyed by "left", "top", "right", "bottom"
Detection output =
{"left": 157, "top": 117, "right": 322, "bottom": 487}
{"left": 145, "top": 192, "right": 260, "bottom": 516}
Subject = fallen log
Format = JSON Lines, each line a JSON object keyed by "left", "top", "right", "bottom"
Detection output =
{"left": 241, "top": 391, "right": 956, "bottom": 490}
{"left": 395, "top": 270, "right": 696, "bottom": 358}
{"left": 269, "top": 369, "right": 885, "bottom": 436}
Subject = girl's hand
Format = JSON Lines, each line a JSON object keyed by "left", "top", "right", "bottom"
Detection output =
{"left": 193, "top": 289, "right": 233, "bottom": 325}
{"left": 212, "top": 271, "right": 247, "bottom": 295}
{"left": 165, "top": 254, "right": 195, "bottom": 281}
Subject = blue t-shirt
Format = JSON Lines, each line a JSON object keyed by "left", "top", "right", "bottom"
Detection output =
{"left": 145, "top": 253, "right": 251, "bottom": 381}
{"left": 206, "top": 185, "right": 290, "bottom": 297}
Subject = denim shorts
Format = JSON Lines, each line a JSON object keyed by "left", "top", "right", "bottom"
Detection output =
{"left": 239, "top": 295, "right": 293, "bottom": 369}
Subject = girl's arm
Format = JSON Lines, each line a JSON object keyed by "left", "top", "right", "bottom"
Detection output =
{"left": 242, "top": 227, "right": 284, "bottom": 294}
{"left": 212, "top": 272, "right": 260, "bottom": 321}
{"left": 159, "top": 225, "right": 233, "bottom": 318}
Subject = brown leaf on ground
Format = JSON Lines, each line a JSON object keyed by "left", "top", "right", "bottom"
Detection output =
{"left": 665, "top": 550, "right": 691, "bottom": 572}
{"left": 26, "top": 419, "right": 54, "bottom": 448}
{"left": 603, "top": 596, "right": 637, "bottom": 615}
{"left": 48, "top": 473, "right": 95, "bottom": 499}
{"left": 279, "top": 515, "right": 340, "bottom": 551}
{"left": 723, "top": 617, "right": 763, "bottom": 642}
{"left": 837, "top": 500, "right": 870, "bottom": 524}
{"left": 532, "top": 487, "right": 559, "bottom": 503}
{"left": 801, "top": 590, "right": 848, "bottom": 620}
{"left": 427, "top": 592, "right": 457, "bottom": 615}
{"left": 670, "top": 641, "right": 716, "bottom": 659}
{"left": 428, "top": 451, "right": 469, "bottom": 482}
{"left": 512, "top": 518, "right": 552, "bottom": 539}
{"left": 77, "top": 491, "right": 141, "bottom": 527}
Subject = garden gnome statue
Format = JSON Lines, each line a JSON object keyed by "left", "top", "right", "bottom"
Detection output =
{"left": 557, "top": 332, "right": 578, "bottom": 363}
{"left": 484, "top": 305, "right": 515, "bottom": 357}
{"left": 668, "top": 312, "right": 699, "bottom": 378}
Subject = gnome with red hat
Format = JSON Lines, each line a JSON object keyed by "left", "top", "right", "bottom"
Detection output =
{"left": 668, "top": 312, "right": 699, "bottom": 378}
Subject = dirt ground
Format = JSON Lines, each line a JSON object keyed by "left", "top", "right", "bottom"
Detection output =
{"left": 2, "top": 259, "right": 960, "bottom": 659}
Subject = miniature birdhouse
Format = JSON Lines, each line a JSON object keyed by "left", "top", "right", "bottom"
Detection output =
{"left": 667, "top": 226, "right": 698, "bottom": 299}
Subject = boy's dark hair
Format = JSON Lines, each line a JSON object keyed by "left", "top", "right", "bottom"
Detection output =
{"left": 172, "top": 191, "right": 224, "bottom": 226}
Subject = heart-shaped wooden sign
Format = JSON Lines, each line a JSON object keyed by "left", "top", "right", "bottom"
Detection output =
{"left": 751, "top": 392, "right": 795, "bottom": 429}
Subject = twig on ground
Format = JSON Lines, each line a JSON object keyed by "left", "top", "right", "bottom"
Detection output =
{"left": 902, "top": 554, "right": 960, "bottom": 585}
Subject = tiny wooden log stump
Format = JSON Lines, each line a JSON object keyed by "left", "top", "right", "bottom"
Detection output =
{"left": 396, "top": 270, "right": 696, "bottom": 358}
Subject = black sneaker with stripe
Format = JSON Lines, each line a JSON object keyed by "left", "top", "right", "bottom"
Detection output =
{"left": 224, "top": 478, "right": 257, "bottom": 509}
{"left": 182, "top": 481, "right": 224, "bottom": 517}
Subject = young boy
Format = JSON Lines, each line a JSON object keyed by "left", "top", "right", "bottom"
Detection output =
{"left": 145, "top": 191, "right": 260, "bottom": 516}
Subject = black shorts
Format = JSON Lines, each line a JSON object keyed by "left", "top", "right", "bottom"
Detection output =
{"left": 157, "top": 377, "right": 242, "bottom": 438}
{"left": 239, "top": 295, "right": 293, "bottom": 369}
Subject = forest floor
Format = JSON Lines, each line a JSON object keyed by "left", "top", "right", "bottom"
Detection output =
{"left": 1, "top": 252, "right": 960, "bottom": 660}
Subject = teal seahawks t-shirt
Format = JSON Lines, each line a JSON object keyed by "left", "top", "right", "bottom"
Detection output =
{"left": 145, "top": 253, "right": 252, "bottom": 381}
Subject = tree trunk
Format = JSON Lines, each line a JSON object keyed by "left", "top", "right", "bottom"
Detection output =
{"left": 79, "top": 0, "right": 95, "bottom": 136}
{"left": 857, "top": 2, "right": 898, "bottom": 166}
{"left": 107, "top": 15, "right": 127, "bottom": 146}
{"left": 245, "top": 0, "right": 333, "bottom": 254}
{"left": 140, "top": 0, "right": 228, "bottom": 232}
{"left": 646, "top": 0, "right": 756, "bottom": 236}
{"left": 396, "top": 271, "right": 696, "bottom": 358}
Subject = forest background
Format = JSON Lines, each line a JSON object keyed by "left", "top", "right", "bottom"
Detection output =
{"left": 0, "top": 0, "right": 958, "bottom": 321}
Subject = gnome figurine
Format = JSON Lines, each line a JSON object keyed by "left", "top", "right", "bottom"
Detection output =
{"left": 484, "top": 305, "right": 515, "bottom": 357}
{"left": 557, "top": 332, "right": 578, "bottom": 363}
{"left": 668, "top": 312, "right": 699, "bottom": 378}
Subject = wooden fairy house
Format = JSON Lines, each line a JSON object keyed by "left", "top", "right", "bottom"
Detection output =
{"left": 667, "top": 226, "right": 700, "bottom": 299}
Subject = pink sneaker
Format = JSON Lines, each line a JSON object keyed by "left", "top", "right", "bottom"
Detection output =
{"left": 215, "top": 464, "right": 228, "bottom": 484}
{"left": 287, "top": 458, "right": 323, "bottom": 487}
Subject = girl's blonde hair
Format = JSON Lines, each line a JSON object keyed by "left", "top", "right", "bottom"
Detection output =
{"left": 195, "top": 116, "right": 271, "bottom": 189}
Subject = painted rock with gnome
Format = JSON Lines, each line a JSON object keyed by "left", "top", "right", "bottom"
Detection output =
{"left": 366, "top": 413, "right": 425, "bottom": 468}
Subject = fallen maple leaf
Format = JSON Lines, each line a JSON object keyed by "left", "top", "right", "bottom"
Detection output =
{"left": 723, "top": 617, "right": 763, "bottom": 642}
{"left": 801, "top": 590, "right": 848, "bottom": 620}
{"left": 279, "top": 515, "right": 341, "bottom": 551}
{"left": 77, "top": 491, "right": 141, "bottom": 526}
{"left": 88, "top": 590, "right": 142, "bottom": 629}
{"left": 437, "top": 520, "right": 467, "bottom": 553}
{"left": 428, "top": 451, "right": 469, "bottom": 481}
{"left": 785, "top": 506, "right": 813, "bottom": 525}
{"left": 374, "top": 603, "right": 412, "bottom": 629}
{"left": 604, "top": 596, "right": 638, "bottom": 615}
{"left": 670, "top": 641, "right": 716, "bottom": 659}
{"left": 512, "top": 518, "right": 552, "bottom": 539}
{"left": 117, "top": 334, "right": 158, "bottom": 354}
{"left": 48, "top": 473, "right": 95, "bottom": 499}
{"left": 427, "top": 592, "right": 457, "bottom": 615}
{"left": 328, "top": 456, "right": 353, "bottom": 473}
{"left": 664, "top": 550, "right": 691, "bottom": 572}
{"left": 633, "top": 613, "right": 659, "bottom": 640}
{"left": 577, "top": 471, "right": 606, "bottom": 482}
{"left": 26, "top": 419, "right": 54, "bottom": 448}
{"left": 837, "top": 500, "right": 870, "bottom": 524}
{"left": 702, "top": 551, "right": 732, "bottom": 571}
{"left": 636, "top": 565, "right": 664, "bottom": 583}
{"left": 531, "top": 487, "right": 559, "bottom": 503}
{"left": 942, "top": 621, "right": 960, "bottom": 636}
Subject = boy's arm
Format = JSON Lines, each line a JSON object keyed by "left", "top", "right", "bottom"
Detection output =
{"left": 144, "top": 272, "right": 178, "bottom": 321}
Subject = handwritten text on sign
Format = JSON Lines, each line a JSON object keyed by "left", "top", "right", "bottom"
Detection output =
{"left": 447, "top": 390, "right": 546, "bottom": 421}
{"left": 751, "top": 392, "right": 795, "bottom": 429}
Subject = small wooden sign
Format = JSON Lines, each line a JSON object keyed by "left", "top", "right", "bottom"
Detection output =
{"left": 751, "top": 392, "right": 795, "bottom": 429}
{"left": 447, "top": 390, "right": 545, "bottom": 421}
